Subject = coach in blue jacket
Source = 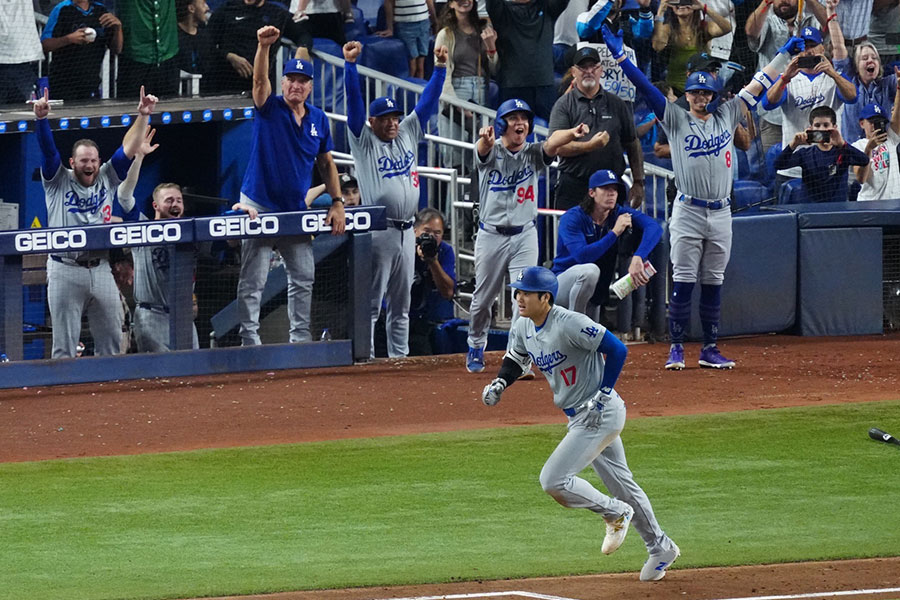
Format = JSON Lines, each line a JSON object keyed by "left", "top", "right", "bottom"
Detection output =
{"left": 552, "top": 169, "right": 662, "bottom": 316}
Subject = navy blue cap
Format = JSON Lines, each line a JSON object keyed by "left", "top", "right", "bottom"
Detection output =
{"left": 283, "top": 58, "right": 314, "bottom": 78}
{"left": 859, "top": 103, "right": 888, "bottom": 121}
{"left": 369, "top": 96, "right": 403, "bottom": 117}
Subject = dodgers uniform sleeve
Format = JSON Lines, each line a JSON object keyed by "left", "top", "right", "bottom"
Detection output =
{"left": 627, "top": 207, "right": 663, "bottom": 259}
{"left": 558, "top": 209, "right": 620, "bottom": 265}
{"left": 773, "top": 144, "right": 802, "bottom": 170}
{"left": 36, "top": 118, "right": 61, "bottom": 180}
{"left": 597, "top": 329, "right": 627, "bottom": 393}
{"left": 109, "top": 147, "right": 134, "bottom": 182}
{"left": 414, "top": 66, "right": 447, "bottom": 129}
{"left": 841, "top": 143, "right": 870, "bottom": 167}
{"left": 344, "top": 62, "right": 366, "bottom": 138}
{"left": 618, "top": 55, "right": 667, "bottom": 120}
{"left": 762, "top": 85, "right": 787, "bottom": 110}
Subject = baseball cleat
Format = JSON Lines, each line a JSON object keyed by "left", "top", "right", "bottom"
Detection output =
{"left": 601, "top": 504, "right": 634, "bottom": 555}
{"left": 640, "top": 542, "right": 680, "bottom": 581}
{"left": 665, "top": 344, "right": 685, "bottom": 370}
{"left": 698, "top": 345, "right": 735, "bottom": 369}
{"left": 466, "top": 346, "right": 485, "bottom": 373}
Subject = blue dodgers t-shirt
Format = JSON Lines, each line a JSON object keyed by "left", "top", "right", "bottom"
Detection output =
{"left": 241, "top": 95, "right": 333, "bottom": 211}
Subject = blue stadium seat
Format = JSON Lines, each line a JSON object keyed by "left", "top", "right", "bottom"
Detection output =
{"left": 778, "top": 178, "right": 808, "bottom": 204}
{"left": 344, "top": 8, "right": 368, "bottom": 39}
{"left": 732, "top": 179, "right": 767, "bottom": 210}
{"left": 765, "top": 142, "right": 782, "bottom": 183}
{"left": 736, "top": 148, "right": 751, "bottom": 180}
{"left": 849, "top": 180, "right": 861, "bottom": 202}
{"left": 359, "top": 36, "right": 409, "bottom": 78}
{"left": 486, "top": 80, "right": 500, "bottom": 109}
{"left": 356, "top": 0, "right": 383, "bottom": 28}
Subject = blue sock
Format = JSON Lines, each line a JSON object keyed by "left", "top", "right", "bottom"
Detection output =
{"left": 668, "top": 281, "right": 694, "bottom": 345}
{"left": 699, "top": 284, "right": 722, "bottom": 347}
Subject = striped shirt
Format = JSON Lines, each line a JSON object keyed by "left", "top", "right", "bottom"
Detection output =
{"left": 394, "top": 0, "right": 430, "bottom": 23}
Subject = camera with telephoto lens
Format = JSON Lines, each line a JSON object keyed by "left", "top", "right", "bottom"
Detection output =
{"left": 416, "top": 232, "right": 439, "bottom": 260}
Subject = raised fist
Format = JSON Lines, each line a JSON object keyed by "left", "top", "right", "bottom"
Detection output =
{"left": 343, "top": 41, "right": 362, "bottom": 63}
{"left": 257, "top": 25, "right": 281, "bottom": 47}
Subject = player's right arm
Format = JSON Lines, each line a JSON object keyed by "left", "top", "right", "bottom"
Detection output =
{"left": 601, "top": 25, "right": 668, "bottom": 120}
{"left": 342, "top": 41, "right": 366, "bottom": 138}
{"left": 32, "top": 89, "right": 61, "bottom": 180}
{"left": 253, "top": 26, "right": 279, "bottom": 108}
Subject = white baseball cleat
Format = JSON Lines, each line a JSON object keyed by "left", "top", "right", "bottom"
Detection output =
{"left": 601, "top": 504, "right": 634, "bottom": 555}
{"left": 640, "top": 542, "right": 680, "bottom": 581}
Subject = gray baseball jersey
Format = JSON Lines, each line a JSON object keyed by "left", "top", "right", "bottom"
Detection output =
{"left": 349, "top": 114, "right": 423, "bottom": 221}
{"left": 661, "top": 96, "right": 743, "bottom": 201}
{"left": 132, "top": 215, "right": 171, "bottom": 309}
{"left": 477, "top": 140, "right": 552, "bottom": 227}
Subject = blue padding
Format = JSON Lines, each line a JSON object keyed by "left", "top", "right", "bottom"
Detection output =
{"left": 487, "top": 80, "right": 500, "bottom": 109}
{"left": 360, "top": 36, "right": 409, "bottom": 78}
{"left": 644, "top": 154, "right": 673, "bottom": 170}
{"left": 776, "top": 199, "right": 900, "bottom": 227}
{"left": 732, "top": 179, "right": 768, "bottom": 210}
{"left": 778, "top": 178, "right": 808, "bottom": 204}
{"left": 736, "top": 148, "right": 751, "bottom": 180}
{"left": 765, "top": 142, "right": 782, "bottom": 182}
{"left": 685, "top": 212, "right": 798, "bottom": 339}
{"left": 798, "top": 227, "right": 883, "bottom": 336}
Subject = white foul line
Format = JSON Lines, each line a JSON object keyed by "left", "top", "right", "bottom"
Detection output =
{"left": 367, "top": 592, "right": 579, "bottom": 600}
{"left": 712, "top": 587, "right": 900, "bottom": 600}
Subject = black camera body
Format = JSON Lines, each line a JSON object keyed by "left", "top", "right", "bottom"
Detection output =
{"left": 871, "top": 117, "right": 889, "bottom": 136}
{"left": 806, "top": 129, "right": 830, "bottom": 143}
{"left": 416, "top": 232, "right": 439, "bottom": 260}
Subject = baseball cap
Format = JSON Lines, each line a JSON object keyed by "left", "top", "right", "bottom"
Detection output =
{"left": 589, "top": 169, "right": 622, "bottom": 188}
{"left": 799, "top": 26, "right": 823, "bottom": 46}
{"left": 859, "top": 102, "right": 889, "bottom": 121}
{"left": 573, "top": 46, "right": 601, "bottom": 67}
{"left": 283, "top": 58, "right": 314, "bottom": 78}
{"left": 686, "top": 52, "right": 722, "bottom": 74}
{"left": 369, "top": 96, "right": 403, "bottom": 117}
{"left": 339, "top": 173, "right": 358, "bottom": 189}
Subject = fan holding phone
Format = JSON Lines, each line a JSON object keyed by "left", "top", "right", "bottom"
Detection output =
{"left": 853, "top": 85, "right": 900, "bottom": 201}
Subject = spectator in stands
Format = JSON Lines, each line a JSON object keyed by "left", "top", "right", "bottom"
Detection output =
{"left": 764, "top": 22, "right": 854, "bottom": 189}
{"left": 342, "top": 40, "right": 447, "bottom": 358}
{"left": 745, "top": 0, "right": 827, "bottom": 154}
{"left": 834, "top": 0, "right": 874, "bottom": 54}
{"left": 40, "top": 0, "right": 122, "bottom": 101}
{"left": 435, "top": 0, "right": 498, "bottom": 166}
{"left": 651, "top": 0, "right": 732, "bottom": 94}
{"left": 842, "top": 42, "right": 899, "bottom": 143}
{"left": 0, "top": 0, "right": 44, "bottom": 103}
{"left": 774, "top": 105, "right": 869, "bottom": 201}
{"left": 305, "top": 172, "right": 362, "bottom": 208}
{"left": 376, "top": 0, "right": 438, "bottom": 79}
{"left": 487, "top": 0, "right": 568, "bottom": 121}
{"left": 290, "top": 0, "right": 351, "bottom": 47}
{"left": 869, "top": 0, "right": 900, "bottom": 69}
{"left": 706, "top": 0, "right": 736, "bottom": 64}
{"left": 117, "top": 0, "right": 180, "bottom": 98}
{"left": 854, "top": 97, "right": 900, "bottom": 200}
{"left": 208, "top": 0, "right": 312, "bottom": 95}
{"left": 552, "top": 0, "right": 587, "bottom": 73}
{"left": 176, "top": 0, "right": 215, "bottom": 91}
{"left": 549, "top": 47, "right": 646, "bottom": 211}
{"left": 231, "top": 26, "right": 345, "bottom": 346}
{"left": 552, "top": 169, "right": 662, "bottom": 317}
{"left": 408, "top": 207, "right": 457, "bottom": 355}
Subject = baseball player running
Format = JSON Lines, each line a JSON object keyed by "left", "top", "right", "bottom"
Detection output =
{"left": 482, "top": 266, "right": 680, "bottom": 581}
{"left": 343, "top": 40, "right": 446, "bottom": 358}
{"left": 466, "top": 100, "right": 589, "bottom": 373}
{"left": 34, "top": 86, "right": 158, "bottom": 358}
{"left": 601, "top": 24, "right": 807, "bottom": 370}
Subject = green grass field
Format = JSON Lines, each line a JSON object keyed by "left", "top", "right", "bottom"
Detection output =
{"left": 2, "top": 400, "right": 899, "bottom": 600}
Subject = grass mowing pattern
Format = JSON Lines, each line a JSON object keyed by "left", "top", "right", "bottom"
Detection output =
{"left": 1, "top": 400, "right": 898, "bottom": 600}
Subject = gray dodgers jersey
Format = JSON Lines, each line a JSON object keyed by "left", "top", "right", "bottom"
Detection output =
{"left": 508, "top": 305, "right": 608, "bottom": 410}
{"left": 349, "top": 114, "right": 423, "bottom": 221}
{"left": 42, "top": 161, "right": 122, "bottom": 227}
{"left": 661, "top": 97, "right": 743, "bottom": 201}
{"left": 477, "top": 141, "right": 549, "bottom": 228}
{"left": 132, "top": 216, "right": 171, "bottom": 307}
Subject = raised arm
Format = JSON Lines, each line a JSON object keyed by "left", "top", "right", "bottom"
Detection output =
{"left": 117, "top": 126, "right": 159, "bottom": 213}
{"left": 253, "top": 26, "right": 280, "bottom": 108}
{"left": 741, "top": 37, "right": 806, "bottom": 111}
{"left": 825, "top": 0, "right": 847, "bottom": 60}
{"left": 745, "top": 0, "right": 772, "bottom": 40}
{"left": 699, "top": 0, "right": 732, "bottom": 38}
{"left": 602, "top": 25, "right": 668, "bottom": 119}
{"left": 32, "top": 89, "right": 61, "bottom": 179}
{"left": 651, "top": 0, "right": 671, "bottom": 52}
{"left": 413, "top": 46, "right": 448, "bottom": 128}
{"left": 342, "top": 41, "right": 366, "bottom": 137}
{"left": 122, "top": 86, "right": 158, "bottom": 159}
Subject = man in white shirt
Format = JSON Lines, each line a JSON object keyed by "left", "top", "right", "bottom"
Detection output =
{"left": 0, "top": 0, "right": 44, "bottom": 103}
{"left": 853, "top": 98, "right": 900, "bottom": 201}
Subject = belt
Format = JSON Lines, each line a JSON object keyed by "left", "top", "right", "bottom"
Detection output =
{"left": 51, "top": 255, "right": 102, "bottom": 268}
{"left": 138, "top": 302, "right": 169, "bottom": 313}
{"left": 479, "top": 220, "right": 536, "bottom": 236}
{"left": 678, "top": 194, "right": 730, "bottom": 210}
{"left": 387, "top": 218, "right": 414, "bottom": 230}
{"left": 563, "top": 399, "right": 604, "bottom": 418}
{"left": 847, "top": 35, "right": 868, "bottom": 45}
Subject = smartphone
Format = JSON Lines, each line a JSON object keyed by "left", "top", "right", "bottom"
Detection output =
{"left": 806, "top": 129, "right": 830, "bottom": 143}
{"left": 872, "top": 118, "right": 888, "bottom": 136}
{"left": 797, "top": 55, "right": 822, "bottom": 69}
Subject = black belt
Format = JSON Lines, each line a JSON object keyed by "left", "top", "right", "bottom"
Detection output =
{"left": 51, "top": 255, "right": 102, "bottom": 268}
{"left": 387, "top": 218, "right": 414, "bottom": 230}
{"left": 846, "top": 35, "right": 868, "bottom": 45}
{"left": 479, "top": 220, "right": 535, "bottom": 236}
{"left": 563, "top": 400, "right": 604, "bottom": 417}
{"left": 138, "top": 302, "right": 170, "bottom": 313}
{"left": 678, "top": 194, "right": 730, "bottom": 210}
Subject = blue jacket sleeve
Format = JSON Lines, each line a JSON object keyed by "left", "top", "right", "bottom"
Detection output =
{"left": 597, "top": 329, "right": 627, "bottom": 393}
{"left": 628, "top": 207, "right": 663, "bottom": 259}
{"left": 344, "top": 62, "right": 365, "bottom": 138}
{"left": 558, "top": 212, "right": 620, "bottom": 265}
{"left": 36, "top": 118, "right": 61, "bottom": 180}
{"left": 762, "top": 86, "right": 787, "bottom": 110}
{"left": 414, "top": 66, "right": 447, "bottom": 129}
{"left": 618, "top": 56, "right": 667, "bottom": 120}
{"left": 773, "top": 144, "right": 802, "bottom": 170}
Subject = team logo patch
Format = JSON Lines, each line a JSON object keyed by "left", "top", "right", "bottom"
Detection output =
{"left": 311, "top": 123, "right": 318, "bottom": 137}
{"left": 377, "top": 150, "right": 416, "bottom": 179}
{"left": 581, "top": 326, "right": 600, "bottom": 338}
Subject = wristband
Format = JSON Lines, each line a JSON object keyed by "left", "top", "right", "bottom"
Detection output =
{"left": 486, "top": 49, "right": 496, "bottom": 55}
{"left": 703, "top": 3, "right": 707, "bottom": 14}
{"left": 827, "top": 13, "right": 837, "bottom": 23}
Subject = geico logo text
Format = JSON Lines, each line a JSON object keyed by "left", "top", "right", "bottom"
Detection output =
{"left": 109, "top": 223, "right": 183, "bottom": 246}
{"left": 15, "top": 229, "right": 88, "bottom": 252}
{"left": 208, "top": 216, "right": 280, "bottom": 237}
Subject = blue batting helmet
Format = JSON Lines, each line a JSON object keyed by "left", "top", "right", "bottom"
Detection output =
{"left": 494, "top": 98, "right": 535, "bottom": 137}
{"left": 684, "top": 71, "right": 718, "bottom": 100}
{"left": 509, "top": 266, "right": 558, "bottom": 301}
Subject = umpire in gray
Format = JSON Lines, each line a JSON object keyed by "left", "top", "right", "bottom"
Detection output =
{"left": 548, "top": 47, "right": 646, "bottom": 211}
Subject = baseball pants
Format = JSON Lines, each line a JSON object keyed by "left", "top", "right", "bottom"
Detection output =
{"left": 238, "top": 235, "right": 314, "bottom": 345}
{"left": 369, "top": 227, "right": 416, "bottom": 358}
{"left": 466, "top": 227, "right": 538, "bottom": 349}
{"left": 555, "top": 263, "right": 601, "bottom": 316}
{"left": 134, "top": 306, "right": 199, "bottom": 352}
{"left": 669, "top": 200, "right": 732, "bottom": 285}
{"left": 47, "top": 258, "right": 123, "bottom": 358}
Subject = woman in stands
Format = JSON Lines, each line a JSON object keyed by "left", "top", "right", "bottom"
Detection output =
{"left": 842, "top": 41, "right": 899, "bottom": 143}
{"left": 434, "top": 0, "right": 498, "bottom": 166}
{"left": 651, "top": 0, "right": 731, "bottom": 94}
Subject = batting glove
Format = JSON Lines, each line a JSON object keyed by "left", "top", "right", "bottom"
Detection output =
{"left": 582, "top": 388, "right": 612, "bottom": 429}
{"left": 601, "top": 24, "right": 626, "bottom": 60}
{"left": 482, "top": 378, "right": 507, "bottom": 406}
{"left": 778, "top": 36, "right": 805, "bottom": 56}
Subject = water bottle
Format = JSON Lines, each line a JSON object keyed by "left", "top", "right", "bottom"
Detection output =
{"left": 320, "top": 328, "right": 332, "bottom": 342}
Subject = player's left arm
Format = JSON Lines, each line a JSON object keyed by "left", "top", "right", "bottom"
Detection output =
{"left": 741, "top": 37, "right": 806, "bottom": 110}
{"left": 413, "top": 46, "right": 448, "bottom": 128}
{"left": 596, "top": 329, "right": 627, "bottom": 396}
{"left": 122, "top": 86, "right": 158, "bottom": 160}
{"left": 317, "top": 151, "right": 346, "bottom": 235}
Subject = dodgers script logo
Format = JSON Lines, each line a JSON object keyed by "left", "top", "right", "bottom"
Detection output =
{"left": 683, "top": 129, "right": 732, "bottom": 158}
{"left": 64, "top": 187, "right": 107, "bottom": 215}
{"left": 378, "top": 150, "right": 415, "bottom": 179}
{"left": 487, "top": 165, "right": 534, "bottom": 192}
{"left": 793, "top": 92, "right": 826, "bottom": 110}
{"left": 530, "top": 348, "right": 568, "bottom": 375}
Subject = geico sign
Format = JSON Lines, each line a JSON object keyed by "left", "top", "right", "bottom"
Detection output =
{"left": 208, "top": 216, "right": 280, "bottom": 237}
{"left": 301, "top": 211, "right": 371, "bottom": 233}
{"left": 15, "top": 229, "right": 87, "bottom": 252}
{"left": 109, "top": 223, "right": 183, "bottom": 246}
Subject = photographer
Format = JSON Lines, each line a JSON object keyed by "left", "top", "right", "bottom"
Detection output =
{"left": 853, "top": 96, "right": 900, "bottom": 201}
{"left": 409, "top": 208, "right": 456, "bottom": 356}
